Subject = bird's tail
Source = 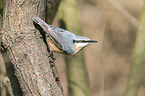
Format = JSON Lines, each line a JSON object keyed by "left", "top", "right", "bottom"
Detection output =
{"left": 33, "top": 16, "right": 50, "bottom": 30}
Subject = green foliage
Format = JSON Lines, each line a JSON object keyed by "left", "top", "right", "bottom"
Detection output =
{"left": 124, "top": 3, "right": 145, "bottom": 96}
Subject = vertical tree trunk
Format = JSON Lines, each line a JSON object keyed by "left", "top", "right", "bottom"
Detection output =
{"left": 125, "top": 2, "right": 145, "bottom": 96}
{"left": 1, "top": 0, "right": 63, "bottom": 95}
{"left": 58, "top": 0, "right": 90, "bottom": 96}
{"left": 46, "top": 0, "right": 60, "bottom": 24}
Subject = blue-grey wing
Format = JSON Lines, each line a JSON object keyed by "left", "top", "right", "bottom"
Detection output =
{"left": 33, "top": 16, "right": 75, "bottom": 54}
{"left": 33, "top": 16, "right": 63, "bottom": 50}
{"left": 49, "top": 26, "right": 75, "bottom": 54}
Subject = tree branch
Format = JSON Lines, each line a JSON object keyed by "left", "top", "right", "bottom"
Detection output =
{"left": 1, "top": 0, "right": 63, "bottom": 95}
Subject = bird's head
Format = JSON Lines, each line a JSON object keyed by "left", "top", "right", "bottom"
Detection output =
{"left": 73, "top": 36, "right": 98, "bottom": 55}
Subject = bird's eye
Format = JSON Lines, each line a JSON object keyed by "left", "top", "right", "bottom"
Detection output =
{"left": 60, "top": 30, "right": 64, "bottom": 32}
{"left": 73, "top": 40, "right": 76, "bottom": 43}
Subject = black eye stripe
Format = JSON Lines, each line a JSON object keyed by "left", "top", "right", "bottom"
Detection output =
{"left": 73, "top": 40, "right": 98, "bottom": 43}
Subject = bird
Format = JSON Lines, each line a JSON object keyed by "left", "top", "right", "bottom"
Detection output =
{"left": 33, "top": 16, "right": 98, "bottom": 55}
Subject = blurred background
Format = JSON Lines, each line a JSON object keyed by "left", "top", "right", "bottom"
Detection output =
{"left": 53, "top": 0, "right": 145, "bottom": 96}
{"left": 0, "top": 0, "right": 145, "bottom": 96}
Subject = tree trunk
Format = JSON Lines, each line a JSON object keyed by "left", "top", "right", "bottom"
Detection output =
{"left": 46, "top": 0, "right": 60, "bottom": 24}
{"left": 125, "top": 2, "right": 145, "bottom": 96}
{"left": 58, "top": 0, "right": 90, "bottom": 96}
{"left": 1, "top": 0, "right": 63, "bottom": 95}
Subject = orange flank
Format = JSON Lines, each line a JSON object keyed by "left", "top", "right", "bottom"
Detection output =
{"left": 46, "top": 37, "right": 63, "bottom": 53}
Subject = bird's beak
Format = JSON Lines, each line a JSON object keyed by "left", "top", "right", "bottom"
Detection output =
{"left": 88, "top": 40, "right": 98, "bottom": 43}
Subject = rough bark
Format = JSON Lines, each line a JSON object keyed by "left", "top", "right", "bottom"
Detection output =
{"left": 58, "top": 0, "right": 90, "bottom": 96}
{"left": 124, "top": 2, "right": 145, "bottom": 96}
{"left": 1, "top": 0, "right": 63, "bottom": 95}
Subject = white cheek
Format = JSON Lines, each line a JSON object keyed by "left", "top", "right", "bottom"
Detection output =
{"left": 77, "top": 43, "right": 89, "bottom": 48}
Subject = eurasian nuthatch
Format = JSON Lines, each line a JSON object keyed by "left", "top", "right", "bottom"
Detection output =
{"left": 33, "top": 16, "right": 98, "bottom": 55}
